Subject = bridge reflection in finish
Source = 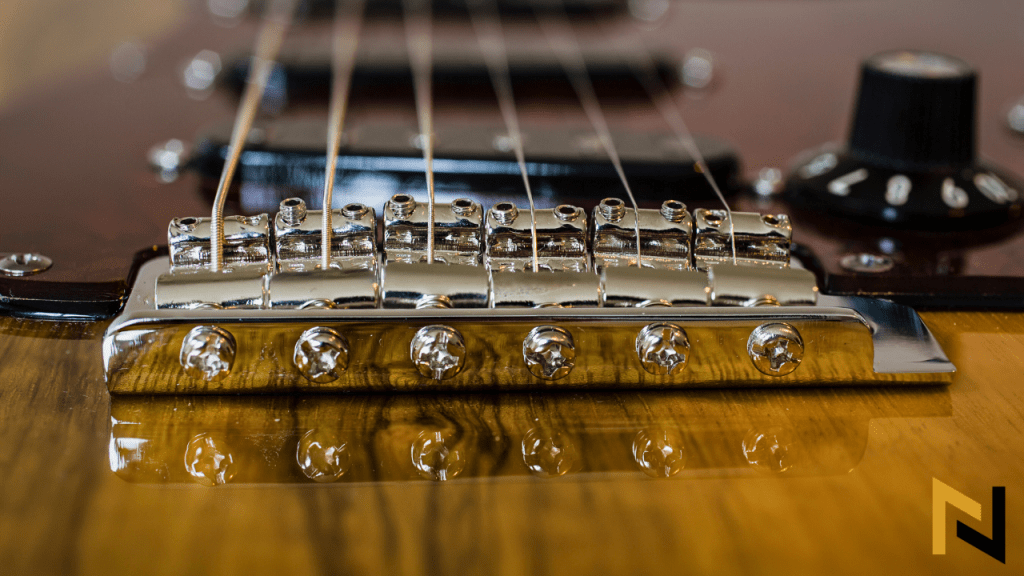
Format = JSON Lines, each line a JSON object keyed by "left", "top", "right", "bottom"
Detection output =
{"left": 108, "top": 388, "right": 951, "bottom": 486}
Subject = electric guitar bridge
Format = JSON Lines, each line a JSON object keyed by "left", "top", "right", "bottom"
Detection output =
{"left": 102, "top": 199, "right": 954, "bottom": 393}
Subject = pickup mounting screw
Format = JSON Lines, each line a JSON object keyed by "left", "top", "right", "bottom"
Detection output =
{"left": 180, "top": 325, "right": 236, "bottom": 382}
{"left": 293, "top": 327, "right": 349, "bottom": 383}
{"left": 636, "top": 322, "right": 690, "bottom": 375}
{"left": 410, "top": 325, "right": 466, "bottom": 380}
{"left": 523, "top": 326, "right": 576, "bottom": 380}
{"left": 747, "top": 323, "right": 804, "bottom": 376}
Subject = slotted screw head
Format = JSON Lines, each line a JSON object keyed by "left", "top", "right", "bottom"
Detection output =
{"left": 523, "top": 326, "right": 576, "bottom": 380}
{"left": 410, "top": 325, "right": 466, "bottom": 380}
{"left": 636, "top": 322, "right": 690, "bottom": 375}
{"left": 747, "top": 323, "right": 804, "bottom": 376}
{"left": 293, "top": 327, "right": 349, "bottom": 383}
{"left": 180, "top": 325, "right": 236, "bottom": 382}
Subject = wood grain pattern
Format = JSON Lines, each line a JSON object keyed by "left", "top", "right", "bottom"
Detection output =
{"left": 1, "top": 311, "right": 1022, "bottom": 575}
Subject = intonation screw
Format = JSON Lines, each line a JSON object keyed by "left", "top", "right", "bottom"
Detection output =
{"left": 523, "top": 326, "right": 576, "bottom": 380}
{"left": 660, "top": 200, "right": 687, "bottom": 223}
{"left": 279, "top": 197, "right": 307, "bottom": 226}
{"left": 747, "top": 323, "right": 804, "bottom": 376}
{"left": 636, "top": 322, "right": 690, "bottom": 375}
{"left": 598, "top": 197, "right": 626, "bottom": 223}
{"left": 293, "top": 327, "right": 349, "bottom": 383}
{"left": 389, "top": 193, "right": 417, "bottom": 218}
{"left": 490, "top": 202, "right": 519, "bottom": 225}
{"left": 180, "top": 325, "right": 236, "bottom": 382}
{"left": 410, "top": 325, "right": 467, "bottom": 380}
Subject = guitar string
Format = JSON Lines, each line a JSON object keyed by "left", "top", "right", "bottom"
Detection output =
{"left": 467, "top": 0, "right": 540, "bottom": 272}
{"left": 402, "top": 0, "right": 438, "bottom": 264}
{"left": 534, "top": 0, "right": 643, "bottom": 268}
{"left": 210, "top": 0, "right": 295, "bottom": 272}
{"left": 321, "top": 0, "right": 367, "bottom": 270}
{"left": 621, "top": 34, "right": 737, "bottom": 264}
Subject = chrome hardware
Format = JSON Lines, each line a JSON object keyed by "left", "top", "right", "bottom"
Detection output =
{"left": 382, "top": 263, "right": 489, "bottom": 308}
{"left": 293, "top": 326, "right": 349, "bottom": 383}
{"left": 708, "top": 265, "right": 818, "bottom": 307}
{"left": 168, "top": 214, "right": 271, "bottom": 271}
{"left": 278, "top": 197, "right": 307, "bottom": 227}
{"left": 179, "top": 325, "right": 236, "bottom": 382}
{"left": 747, "top": 323, "right": 804, "bottom": 376}
{"left": 601, "top": 267, "right": 708, "bottom": 307}
{"left": 147, "top": 138, "right": 188, "bottom": 183}
{"left": 486, "top": 203, "right": 589, "bottom": 273}
{"left": 109, "top": 251, "right": 953, "bottom": 393}
{"left": 839, "top": 253, "right": 895, "bottom": 274}
{"left": 0, "top": 253, "right": 53, "bottom": 277}
{"left": 592, "top": 198, "right": 693, "bottom": 271}
{"left": 384, "top": 195, "right": 483, "bottom": 265}
{"left": 410, "top": 325, "right": 467, "bottom": 380}
{"left": 156, "top": 268, "right": 267, "bottom": 309}
{"left": 491, "top": 272, "right": 600, "bottom": 308}
{"left": 692, "top": 209, "right": 792, "bottom": 270}
{"left": 636, "top": 323, "right": 690, "bottom": 375}
{"left": 523, "top": 326, "right": 576, "bottom": 380}
{"left": 268, "top": 269, "right": 378, "bottom": 309}
{"left": 274, "top": 200, "right": 376, "bottom": 273}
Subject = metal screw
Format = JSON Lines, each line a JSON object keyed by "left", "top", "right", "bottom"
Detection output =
{"left": 0, "top": 253, "right": 53, "bottom": 277}
{"left": 554, "top": 204, "right": 581, "bottom": 222}
{"left": 521, "top": 428, "right": 578, "bottom": 477}
{"left": 491, "top": 202, "right": 519, "bottom": 225}
{"left": 523, "top": 326, "right": 576, "bottom": 380}
{"left": 341, "top": 203, "right": 369, "bottom": 220}
{"left": 839, "top": 253, "right": 894, "bottom": 274}
{"left": 180, "top": 325, "right": 236, "bottom": 382}
{"left": 598, "top": 197, "right": 626, "bottom": 223}
{"left": 747, "top": 323, "right": 804, "bottom": 376}
{"left": 389, "top": 194, "right": 417, "bottom": 219}
{"left": 147, "top": 138, "right": 188, "bottom": 182}
{"left": 172, "top": 217, "right": 199, "bottom": 233}
{"left": 184, "top": 432, "right": 236, "bottom": 486}
{"left": 410, "top": 325, "right": 466, "bottom": 380}
{"left": 451, "top": 198, "right": 478, "bottom": 217}
{"left": 279, "top": 198, "right": 307, "bottom": 226}
{"left": 753, "top": 167, "right": 784, "bottom": 197}
{"left": 293, "top": 327, "right": 349, "bottom": 383}
{"left": 702, "top": 209, "right": 726, "bottom": 228}
{"left": 761, "top": 214, "right": 787, "bottom": 228}
{"left": 636, "top": 322, "right": 690, "bottom": 375}
{"left": 660, "top": 200, "right": 687, "bottom": 223}
{"left": 681, "top": 48, "right": 715, "bottom": 91}
{"left": 632, "top": 428, "right": 687, "bottom": 478}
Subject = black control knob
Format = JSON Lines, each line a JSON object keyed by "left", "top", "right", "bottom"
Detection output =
{"left": 787, "top": 50, "right": 1022, "bottom": 230}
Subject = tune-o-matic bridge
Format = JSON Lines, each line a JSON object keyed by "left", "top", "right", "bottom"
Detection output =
{"left": 102, "top": 197, "right": 954, "bottom": 393}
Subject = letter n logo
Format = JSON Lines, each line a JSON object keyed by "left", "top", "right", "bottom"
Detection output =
{"left": 932, "top": 478, "right": 1005, "bottom": 563}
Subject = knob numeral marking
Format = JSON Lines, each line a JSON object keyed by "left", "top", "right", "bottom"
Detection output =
{"left": 975, "top": 173, "right": 1018, "bottom": 204}
{"left": 827, "top": 169, "right": 869, "bottom": 197}
{"left": 885, "top": 175, "right": 912, "bottom": 206}
{"left": 941, "top": 178, "right": 969, "bottom": 209}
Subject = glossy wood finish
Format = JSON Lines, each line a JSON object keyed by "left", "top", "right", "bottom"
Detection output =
{"left": 1, "top": 311, "right": 1021, "bottom": 574}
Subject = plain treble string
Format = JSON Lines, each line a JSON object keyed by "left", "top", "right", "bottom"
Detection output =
{"left": 533, "top": 0, "right": 644, "bottom": 268}
{"left": 467, "top": 0, "right": 540, "bottom": 272}
{"left": 211, "top": 0, "right": 296, "bottom": 272}
{"left": 322, "top": 0, "right": 368, "bottom": 270}
{"left": 628, "top": 41, "right": 737, "bottom": 265}
{"left": 402, "top": 0, "right": 438, "bottom": 264}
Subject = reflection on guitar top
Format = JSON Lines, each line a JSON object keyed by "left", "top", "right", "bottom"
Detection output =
{"left": 110, "top": 389, "right": 951, "bottom": 485}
